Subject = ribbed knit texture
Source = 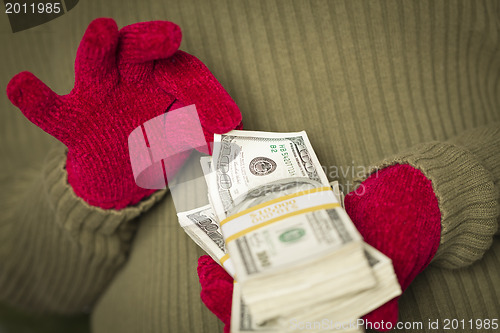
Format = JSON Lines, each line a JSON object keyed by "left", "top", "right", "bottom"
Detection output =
{"left": 0, "top": 149, "right": 166, "bottom": 313}
{"left": 369, "top": 239, "right": 500, "bottom": 333}
{"left": 449, "top": 125, "right": 500, "bottom": 236}
{"left": 0, "top": 1, "right": 499, "bottom": 333}
{"left": 91, "top": 156, "right": 224, "bottom": 333}
{"left": 357, "top": 124, "right": 500, "bottom": 269}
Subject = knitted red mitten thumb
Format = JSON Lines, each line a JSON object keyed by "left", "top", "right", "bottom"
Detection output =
{"left": 7, "top": 18, "right": 241, "bottom": 209}
{"left": 345, "top": 164, "right": 441, "bottom": 331}
{"left": 198, "top": 255, "right": 234, "bottom": 333}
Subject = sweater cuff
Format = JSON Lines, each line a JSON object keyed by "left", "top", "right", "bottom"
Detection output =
{"left": 42, "top": 149, "right": 167, "bottom": 238}
{"left": 358, "top": 142, "right": 498, "bottom": 269}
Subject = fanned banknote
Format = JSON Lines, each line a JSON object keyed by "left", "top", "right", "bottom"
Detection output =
{"left": 230, "top": 182, "right": 399, "bottom": 332}
{"left": 176, "top": 130, "right": 401, "bottom": 332}
{"left": 210, "top": 130, "right": 330, "bottom": 221}
{"left": 209, "top": 131, "right": 375, "bottom": 324}
{"left": 178, "top": 204, "right": 235, "bottom": 277}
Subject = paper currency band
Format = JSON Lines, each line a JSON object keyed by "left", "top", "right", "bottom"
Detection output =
{"left": 220, "top": 254, "right": 235, "bottom": 277}
{"left": 220, "top": 253, "right": 230, "bottom": 265}
{"left": 221, "top": 187, "right": 340, "bottom": 243}
{"left": 225, "top": 203, "right": 340, "bottom": 243}
{"left": 220, "top": 186, "right": 334, "bottom": 226}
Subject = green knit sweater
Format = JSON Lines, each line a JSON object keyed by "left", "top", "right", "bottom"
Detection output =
{"left": 0, "top": 1, "right": 499, "bottom": 333}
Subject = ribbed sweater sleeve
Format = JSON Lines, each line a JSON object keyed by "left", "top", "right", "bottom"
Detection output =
{"left": 360, "top": 123, "right": 500, "bottom": 269}
{"left": 0, "top": 148, "right": 166, "bottom": 313}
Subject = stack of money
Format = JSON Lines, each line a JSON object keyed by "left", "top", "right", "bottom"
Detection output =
{"left": 178, "top": 204, "right": 235, "bottom": 276}
{"left": 177, "top": 130, "right": 401, "bottom": 332}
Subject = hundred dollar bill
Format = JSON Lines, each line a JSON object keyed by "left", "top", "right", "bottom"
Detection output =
{"left": 330, "top": 181, "right": 345, "bottom": 209}
{"left": 208, "top": 130, "right": 375, "bottom": 324}
{"left": 220, "top": 178, "right": 363, "bottom": 280}
{"left": 210, "top": 130, "right": 330, "bottom": 221}
{"left": 230, "top": 215, "right": 396, "bottom": 332}
{"left": 276, "top": 184, "right": 400, "bottom": 329}
{"left": 178, "top": 145, "right": 399, "bottom": 331}
{"left": 178, "top": 188, "right": 396, "bottom": 330}
{"left": 200, "top": 156, "right": 218, "bottom": 211}
{"left": 177, "top": 205, "right": 235, "bottom": 277}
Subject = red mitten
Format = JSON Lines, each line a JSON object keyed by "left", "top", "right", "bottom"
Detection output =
{"left": 198, "top": 255, "right": 234, "bottom": 333}
{"left": 7, "top": 18, "right": 241, "bottom": 209}
{"left": 345, "top": 164, "right": 441, "bottom": 330}
{"left": 197, "top": 164, "right": 441, "bottom": 332}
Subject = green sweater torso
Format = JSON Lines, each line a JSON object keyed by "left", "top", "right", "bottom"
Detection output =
{"left": 0, "top": 1, "right": 498, "bottom": 332}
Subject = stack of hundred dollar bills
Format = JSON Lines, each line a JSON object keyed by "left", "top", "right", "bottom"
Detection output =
{"left": 177, "top": 130, "right": 401, "bottom": 332}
